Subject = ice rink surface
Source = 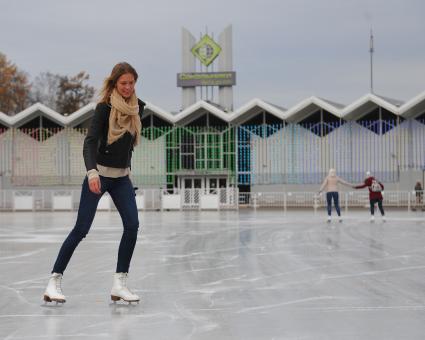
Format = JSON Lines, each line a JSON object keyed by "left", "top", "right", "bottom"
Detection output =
{"left": 1, "top": 209, "right": 425, "bottom": 340}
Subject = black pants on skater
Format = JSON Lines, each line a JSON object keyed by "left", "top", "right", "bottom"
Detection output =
{"left": 370, "top": 198, "right": 385, "bottom": 216}
{"left": 52, "top": 175, "right": 139, "bottom": 274}
{"left": 326, "top": 191, "right": 341, "bottom": 216}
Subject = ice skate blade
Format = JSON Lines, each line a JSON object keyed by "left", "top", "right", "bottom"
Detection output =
{"left": 43, "top": 295, "right": 65, "bottom": 304}
{"left": 111, "top": 295, "right": 140, "bottom": 304}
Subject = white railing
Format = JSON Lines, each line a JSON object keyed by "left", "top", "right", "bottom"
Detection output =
{"left": 161, "top": 188, "right": 238, "bottom": 211}
{"left": 238, "top": 191, "right": 423, "bottom": 212}
{"left": 0, "top": 189, "right": 423, "bottom": 212}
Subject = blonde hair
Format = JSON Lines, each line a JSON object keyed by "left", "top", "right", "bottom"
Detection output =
{"left": 99, "top": 62, "right": 138, "bottom": 103}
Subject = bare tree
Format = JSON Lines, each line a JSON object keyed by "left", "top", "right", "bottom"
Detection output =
{"left": 30, "top": 72, "right": 61, "bottom": 110}
{"left": 56, "top": 71, "right": 95, "bottom": 115}
{"left": 0, "top": 53, "right": 31, "bottom": 115}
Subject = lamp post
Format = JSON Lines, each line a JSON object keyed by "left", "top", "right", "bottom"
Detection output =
{"left": 422, "top": 166, "right": 425, "bottom": 194}
{"left": 391, "top": 153, "right": 400, "bottom": 191}
{"left": 369, "top": 28, "right": 374, "bottom": 94}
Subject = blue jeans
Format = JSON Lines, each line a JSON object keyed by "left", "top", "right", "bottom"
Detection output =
{"left": 52, "top": 175, "right": 139, "bottom": 274}
{"left": 326, "top": 192, "right": 341, "bottom": 216}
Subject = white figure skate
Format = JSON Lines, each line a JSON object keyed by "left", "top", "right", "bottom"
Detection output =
{"left": 111, "top": 273, "right": 140, "bottom": 304}
{"left": 43, "top": 273, "right": 66, "bottom": 304}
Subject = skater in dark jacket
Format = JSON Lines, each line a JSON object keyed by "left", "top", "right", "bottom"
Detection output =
{"left": 414, "top": 181, "right": 424, "bottom": 211}
{"left": 415, "top": 182, "right": 423, "bottom": 204}
{"left": 354, "top": 171, "right": 385, "bottom": 222}
{"left": 43, "top": 62, "right": 144, "bottom": 304}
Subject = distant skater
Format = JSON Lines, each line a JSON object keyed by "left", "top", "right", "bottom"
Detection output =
{"left": 354, "top": 171, "right": 385, "bottom": 222}
{"left": 318, "top": 168, "right": 353, "bottom": 222}
{"left": 413, "top": 181, "right": 423, "bottom": 211}
{"left": 43, "top": 62, "right": 145, "bottom": 304}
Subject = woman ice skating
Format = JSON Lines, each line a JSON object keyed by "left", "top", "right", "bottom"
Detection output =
{"left": 318, "top": 168, "right": 353, "bottom": 222}
{"left": 43, "top": 62, "right": 145, "bottom": 304}
{"left": 354, "top": 171, "right": 385, "bottom": 222}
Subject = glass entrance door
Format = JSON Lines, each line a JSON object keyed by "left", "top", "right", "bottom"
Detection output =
{"left": 181, "top": 177, "right": 203, "bottom": 206}
{"left": 179, "top": 176, "right": 230, "bottom": 206}
{"left": 219, "top": 178, "right": 228, "bottom": 203}
{"left": 205, "top": 177, "right": 229, "bottom": 204}
{"left": 182, "top": 178, "right": 203, "bottom": 190}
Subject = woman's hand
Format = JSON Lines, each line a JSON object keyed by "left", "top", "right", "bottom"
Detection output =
{"left": 88, "top": 176, "right": 102, "bottom": 194}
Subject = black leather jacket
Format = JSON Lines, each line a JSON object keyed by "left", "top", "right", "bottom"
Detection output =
{"left": 83, "top": 99, "right": 145, "bottom": 171}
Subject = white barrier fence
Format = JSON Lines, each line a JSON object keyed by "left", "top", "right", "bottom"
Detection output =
{"left": 0, "top": 188, "right": 238, "bottom": 212}
{"left": 240, "top": 191, "right": 423, "bottom": 211}
{"left": 0, "top": 189, "right": 423, "bottom": 212}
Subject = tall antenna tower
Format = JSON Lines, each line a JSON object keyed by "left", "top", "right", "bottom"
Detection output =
{"left": 369, "top": 28, "right": 374, "bottom": 93}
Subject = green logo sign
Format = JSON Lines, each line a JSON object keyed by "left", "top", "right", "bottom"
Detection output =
{"left": 191, "top": 34, "right": 222, "bottom": 67}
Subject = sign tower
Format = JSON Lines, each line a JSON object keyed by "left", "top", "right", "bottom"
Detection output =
{"left": 178, "top": 25, "right": 235, "bottom": 112}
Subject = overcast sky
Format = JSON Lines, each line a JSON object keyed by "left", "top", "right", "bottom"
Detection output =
{"left": 1, "top": 0, "right": 424, "bottom": 111}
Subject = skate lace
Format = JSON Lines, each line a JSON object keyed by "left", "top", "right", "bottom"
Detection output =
{"left": 53, "top": 275, "right": 63, "bottom": 294}
{"left": 119, "top": 273, "right": 134, "bottom": 294}
{"left": 119, "top": 273, "right": 128, "bottom": 286}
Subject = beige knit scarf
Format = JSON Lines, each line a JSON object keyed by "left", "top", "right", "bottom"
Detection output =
{"left": 108, "top": 89, "right": 141, "bottom": 146}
